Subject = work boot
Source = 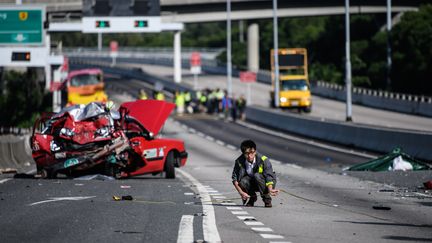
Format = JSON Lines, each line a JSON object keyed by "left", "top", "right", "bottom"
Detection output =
{"left": 264, "top": 199, "right": 272, "bottom": 208}
{"left": 246, "top": 195, "right": 257, "bottom": 207}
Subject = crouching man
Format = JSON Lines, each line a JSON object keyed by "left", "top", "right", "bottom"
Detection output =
{"left": 232, "top": 140, "right": 279, "bottom": 207}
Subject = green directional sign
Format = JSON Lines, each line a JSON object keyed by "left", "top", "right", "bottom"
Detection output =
{"left": 0, "top": 7, "right": 44, "bottom": 45}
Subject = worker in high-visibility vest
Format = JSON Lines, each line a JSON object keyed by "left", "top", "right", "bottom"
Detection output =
{"left": 139, "top": 89, "right": 148, "bottom": 100}
{"left": 175, "top": 91, "right": 185, "bottom": 115}
{"left": 232, "top": 140, "right": 279, "bottom": 208}
{"left": 155, "top": 91, "right": 165, "bottom": 101}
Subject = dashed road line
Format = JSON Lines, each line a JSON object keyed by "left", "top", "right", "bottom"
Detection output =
{"left": 244, "top": 221, "right": 264, "bottom": 226}
{"left": 252, "top": 227, "right": 273, "bottom": 232}
{"left": 177, "top": 215, "right": 194, "bottom": 243}
{"left": 227, "top": 144, "right": 237, "bottom": 150}
{"left": 260, "top": 234, "right": 285, "bottom": 239}
{"left": 0, "top": 178, "right": 11, "bottom": 184}
{"left": 232, "top": 211, "right": 249, "bottom": 215}
{"left": 177, "top": 169, "right": 221, "bottom": 242}
{"left": 226, "top": 206, "right": 242, "bottom": 210}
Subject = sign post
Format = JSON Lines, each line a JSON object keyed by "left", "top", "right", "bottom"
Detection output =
{"left": 190, "top": 52, "right": 201, "bottom": 90}
{"left": 110, "top": 40, "right": 118, "bottom": 66}
{"left": 240, "top": 71, "right": 257, "bottom": 105}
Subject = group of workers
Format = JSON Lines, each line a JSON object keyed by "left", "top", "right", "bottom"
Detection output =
{"left": 139, "top": 89, "right": 165, "bottom": 101}
{"left": 138, "top": 87, "right": 247, "bottom": 121}
{"left": 174, "top": 88, "right": 247, "bottom": 121}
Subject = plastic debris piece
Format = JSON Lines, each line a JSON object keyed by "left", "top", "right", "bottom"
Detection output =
{"left": 113, "top": 196, "right": 121, "bottom": 201}
{"left": 120, "top": 185, "right": 131, "bottom": 189}
{"left": 74, "top": 174, "right": 115, "bottom": 181}
{"left": 122, "top": 195, "right": 133, "bottom": 200}
{"left": 424, "top": 181, "right": 432, "bottom": 190}
{"left": 348, "top": 147, "right": 432, "bottom": 172}
{"left": 1, "top": 168, "right": 18, "bottom": 174}
{"left": 372, "top": 205, "right": 391, "bottom": 210}
{"left": 13, "top": 173, "right": 35, "bottom": 179}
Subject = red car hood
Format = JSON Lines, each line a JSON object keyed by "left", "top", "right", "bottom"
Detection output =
{"left": 120, "top": 100, "right": 175, "bottom": 136}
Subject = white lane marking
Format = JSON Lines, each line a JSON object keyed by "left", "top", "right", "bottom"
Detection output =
{"left": 181, "top": 124, "right": 188, "bottom": 129}
{"left": 205, "top": 135, "right": 215, "bottom": 141}
{"left": 184, "top": 192, "right": 194, "bottom": 196}
{"left": 252, "top": 227, "right": 273, "bottom": 232}
{"left": 227, "top": 144, "right": 237, "bottom": 150}
{"left": 29, "top": 196, "right": 96, "bottom": 206}
{"left": 0, "top": 179, "right": 12, "bottom": 184}
{"left": 269, "top": 242, "right": 292, "bottom": 243}
{"left": 197, "top": 132, "right": 205, "bottom": 137}
{"left": 188, "top": 128, "right": 196, "bottom": 133}
{"left": 260, "top": 234, "right": 284, "bottom": 239}
{"left": 212, "top": 196, "right": 226, "bottom": 199}
{"left": 208, "top": 193, "right": 223, "bottom": 196}
{"left": 226, "top": 207, "right": 242, "bottom": 210}
{"left": 177, "top": 169, "right": 221, "bottom": 242}
{"left": 237, "top": 120, "right": 376, "bottom": 159}
{"left": 232, "top": 211, "right": 248, "bottom": 215}
{"left": 237, "top": 216, "right": 255, "bottom": 220}
{"left": 206, "top": 190, "right": 218, "bottom": 193}
{"left": 221, "top": 202, "right": 236, "bottom": 206}
{"left": 216, "top": 140, "right": 225, "bottom": 146}
{"left": 245, "top": 221, "right": 264, "bottom": 226}
{"left": 177, "top": 215, "right": 194, "bottom": 243}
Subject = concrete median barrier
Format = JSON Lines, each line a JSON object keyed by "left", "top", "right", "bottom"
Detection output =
{"left": 245, "top": 106, "right": 432, "bottom": 162}
{"left": 0, "top": 135, "right": 33, "bottom": 173}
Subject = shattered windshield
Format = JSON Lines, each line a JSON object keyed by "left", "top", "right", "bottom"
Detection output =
{"left": 53, "top": 102, "right": 107, "bottom": 121}
{"left": 281, "top": 79, "right": 309, "bottom": 91}
{"left": 70, "top": 74, "right": 101, "bottom": 87}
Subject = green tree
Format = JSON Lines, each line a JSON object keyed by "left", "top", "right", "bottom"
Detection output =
{"left": 0, "top": 70, "right": 51, "bottom": 127}
{"left": 391, "top": 4, "right": 432, "bottom": 94}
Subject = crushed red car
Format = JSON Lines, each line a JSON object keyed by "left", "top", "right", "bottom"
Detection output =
{"left": 30, "top": 100, "right": 187, "bottom": 179}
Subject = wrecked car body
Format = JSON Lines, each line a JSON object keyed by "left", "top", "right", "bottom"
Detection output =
{"left": 31, "top": 100, "right": 187, "bottom": 179}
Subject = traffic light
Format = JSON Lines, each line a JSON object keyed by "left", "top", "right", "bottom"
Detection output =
{"left": 134, "top": 20, "right": 148, "bottom": 28}
{"left": 95, "top": 20, "right": 110, "bottom": 28}
{"left": 11, "top": 52, "right": 31, "bottom": 61}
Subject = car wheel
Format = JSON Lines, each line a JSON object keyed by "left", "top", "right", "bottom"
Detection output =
{"left": 164, "top": 152, "right": 175, "bottom": 179}
{"left": 303, "top": 106, "right": 312, "bottom": 113}
{"left": 39, "top": 168, "right": 57, "bottom": 179}
{"left": 105, "top": 163, "right": 121, "bottom": 179}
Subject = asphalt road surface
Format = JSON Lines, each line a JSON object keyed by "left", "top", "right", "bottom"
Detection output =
{"left": 2, "top": 113, "right": 431, "bottom": 242}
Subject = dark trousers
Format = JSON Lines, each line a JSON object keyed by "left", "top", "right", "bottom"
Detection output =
{"left": 239, "top": 173, "right": 273, "bottom": 202}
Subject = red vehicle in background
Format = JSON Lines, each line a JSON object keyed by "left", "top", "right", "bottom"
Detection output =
{"left": 30, "top": 100, "right": 187, "bottom": 179}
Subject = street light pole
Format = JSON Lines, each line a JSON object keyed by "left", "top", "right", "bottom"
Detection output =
{"left": 386, "top": 0, "right": 392, "bottom": 90}
{"left": 345, "top": 0, "right": 353, "bottom": 122}
{"left": 227, "top": 0, "right": 232, "bottom": 97}
{"left": 273, "top": 0, "right": 280, "bottom": 107}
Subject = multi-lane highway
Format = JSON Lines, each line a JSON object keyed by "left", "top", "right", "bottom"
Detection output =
{"left": 1, "top": 67, "right": 432, "bottom": 242}
{"left": 1, "top": 86, "right": 431, "bottom": 242}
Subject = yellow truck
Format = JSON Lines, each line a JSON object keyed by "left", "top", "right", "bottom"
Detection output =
{"left": 270, "top": 48, "right": 312, "bottom": 112}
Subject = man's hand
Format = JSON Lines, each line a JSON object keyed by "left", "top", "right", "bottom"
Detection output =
{"left": 269, "top": 188, "right": 279, "bottom": 196}
{"left": 240, "top": 191, "right": 250, "bottom": 201}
